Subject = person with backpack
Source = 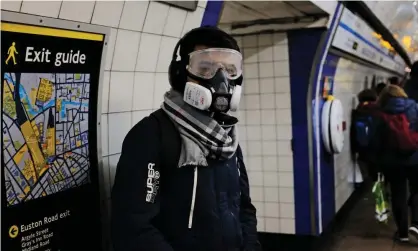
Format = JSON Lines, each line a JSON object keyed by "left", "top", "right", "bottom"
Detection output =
{"left": 351, "top": 89, "right": 379, "bottom": 181}
{"left": 110, "top": 26, "right": 261, "bottom": 251}
{"left": 371, "top": 84, "right": 418, "bottom": 243}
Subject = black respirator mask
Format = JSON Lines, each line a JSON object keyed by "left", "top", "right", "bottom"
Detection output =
{"left": 182, "top": 48, "right": 243, "bottom": 113}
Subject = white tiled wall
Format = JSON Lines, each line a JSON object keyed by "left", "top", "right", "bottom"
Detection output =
{"left": 332, "top": 58, "right": 391, "bottom": 211}
{"left": 2, "top": 0, "right": 208, "bottom": 248}
{"left": 233, "top": 33, "right": 295, "bottom": 234}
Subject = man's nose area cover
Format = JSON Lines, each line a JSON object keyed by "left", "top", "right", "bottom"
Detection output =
{"left": 211, "top": 70, "right": 230, "bottom": 94}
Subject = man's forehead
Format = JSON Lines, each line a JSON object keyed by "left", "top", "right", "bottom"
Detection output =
{"left": 194, "top": 45, "right": 209, "bottom": 51}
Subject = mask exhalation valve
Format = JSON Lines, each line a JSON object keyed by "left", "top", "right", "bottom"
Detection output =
{"left": 214, "top": 96, "right": 229, "bottom": 112}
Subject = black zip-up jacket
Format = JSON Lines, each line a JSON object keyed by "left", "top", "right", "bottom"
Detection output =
{"left": 111, "top": 111, "right": 260, "bottom": 251}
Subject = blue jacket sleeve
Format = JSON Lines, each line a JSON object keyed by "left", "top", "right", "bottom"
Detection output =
{"left": 111, "top": 116, "right": 174, "bottom": 251}
{"left": 404, "top": 99, "right": 418, "bottom": 131}
{"left": 236, "top": 146, "right": 262, "bottom": 251}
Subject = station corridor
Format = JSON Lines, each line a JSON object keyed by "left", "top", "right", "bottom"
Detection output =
{"left": 321, "top": 191, "right": 418, "bottom": 251}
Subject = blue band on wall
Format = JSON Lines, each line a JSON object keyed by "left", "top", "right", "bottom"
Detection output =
{"left": 310, "top": 2, "right": 343, "bottom": 235}
{"left": 201, "top": 0, "right": 224, "bottom": 26}
{"left": 338, "top": 22, "right": 394, "bottom": 61}
{"left": 287, "top": 28, "right": 326, "bottom": 235}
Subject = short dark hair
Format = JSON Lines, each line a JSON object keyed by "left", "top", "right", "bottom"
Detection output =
{"left": 357, "top": 89, "right": 377, "bottom": 103}
{"left": 179, "top": 26, "right": 240, "bottom": 65}
{"left": 388, "top": 76, "right": 399, "bottom": 85}
{"left": 375, "top": 83, "right": 386, "bottom": 95}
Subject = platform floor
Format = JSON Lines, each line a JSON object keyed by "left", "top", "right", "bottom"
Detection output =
{"left": 322, "top": 191, "right": 418, "bottom": 251}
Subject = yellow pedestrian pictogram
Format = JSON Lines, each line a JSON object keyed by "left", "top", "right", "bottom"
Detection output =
{"left": 9, "top": 225, "right": 19, "bottom": 238}
{"left": 5, "top": 42, "right": 18, "bottom": 65}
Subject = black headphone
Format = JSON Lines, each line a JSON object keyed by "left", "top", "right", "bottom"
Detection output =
{"left": 168, "top": 26, "right": 243, "bottom": 93}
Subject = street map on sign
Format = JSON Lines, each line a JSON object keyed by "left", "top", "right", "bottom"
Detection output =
{"left": 3, "top": 72, "right": 90, "bottom": 206}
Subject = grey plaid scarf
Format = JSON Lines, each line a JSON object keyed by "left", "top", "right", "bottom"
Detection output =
{"left": 161, "top": 90, "right": 239, "bottom": 167}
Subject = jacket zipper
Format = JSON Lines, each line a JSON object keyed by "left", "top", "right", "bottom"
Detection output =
{"left": 188, "top": 166, "right": 198, "bottom": 229}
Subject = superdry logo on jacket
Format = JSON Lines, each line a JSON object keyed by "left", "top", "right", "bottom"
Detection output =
{"left": 111, "top": 110, "right": 261, "bottom": 251}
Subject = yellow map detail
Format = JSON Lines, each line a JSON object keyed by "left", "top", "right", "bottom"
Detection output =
{"left": 57, "top": 99, "right": 62, "bottom": 112}
{"left": 3, "top": 80, "right": 16, "bottom": 117}
{"left": 37, "top": 122, "right": 44, "bottom": 141}
{"left": 31, "top": 121, "right": 40, "bottom": 138}
{"left": 20, "top": 121, "right": 45, "bottom": 174}
{"left": 36, "top": 78, "right": 53, "bottom": 103}
{"left": 70, "top": 167, "right": 77, "bottom": 174}
{"left": 30, "top": 88, "right": 38, "bottom": 107}
{"left": 13, "top": 144, "right": 27, "bottom": 165}
{"left": 46, "top": 127, "right": 55, "bottom": 157}
{"left": 39, "top": 165, "right": 49, "bottom": 177}
{"left": 22, "top": 158, "right": 37, "bottom": 186}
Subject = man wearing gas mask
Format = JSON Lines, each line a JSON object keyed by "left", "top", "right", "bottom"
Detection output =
{"left": 111, "top": 26, "right": 261, "bottom": 251}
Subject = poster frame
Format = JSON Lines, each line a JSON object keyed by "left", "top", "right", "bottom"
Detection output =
{"left": 1, "top": 10, "right": 110, "bottom": 249}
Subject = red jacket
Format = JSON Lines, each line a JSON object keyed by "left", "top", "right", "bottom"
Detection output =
{"left": 355, "top": 101, "right": 378, "bottom": 116}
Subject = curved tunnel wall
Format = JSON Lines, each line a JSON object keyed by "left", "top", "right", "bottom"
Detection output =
{"left": 211, "top": 1, "right": 343, "bottom": 236}
{"left": 213, "top": 0, "right": 410, "bottom": 239}
{"left": 310, "top": 2, "right": 344, "bottom": 235}
{"left": 310, "top": 2, "right": 407, "bottom": 236}
{"left": 218, "top": 3, "right": 346, "bottom": 237}
{"left": 207, "top": 1, "right": 343, "bottom": 236}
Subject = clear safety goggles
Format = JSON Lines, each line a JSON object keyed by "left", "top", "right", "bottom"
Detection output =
{"left": 187, "top": 48, "right": 243, "bottom": 80}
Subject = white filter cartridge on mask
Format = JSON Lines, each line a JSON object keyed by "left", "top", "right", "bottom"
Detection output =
{"left": 183, "top": 82, "right": 212, "bottom": 110}
{"left": 229, "top": 85, "right": 242, "bottom": 112}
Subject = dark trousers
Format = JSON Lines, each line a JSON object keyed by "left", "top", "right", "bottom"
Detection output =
{"left": 357, "top": 158, "right": 378, "bottom": 182}
{"left": 385, "top": 166, "right": 418, "bottom": 236}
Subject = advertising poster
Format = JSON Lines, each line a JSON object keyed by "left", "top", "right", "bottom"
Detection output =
{"left": 322, "top": 76, "right": 334, "bottom": 98}
{"left": 2, "top": 16, "right": 106, "bottom": 251}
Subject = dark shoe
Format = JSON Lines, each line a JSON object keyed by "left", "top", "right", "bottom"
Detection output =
{"left": 409, "top": 225, "right": 418, "bottom": 240}
{"left": 394, "top": 231, "right": 409, "bottom": 243}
